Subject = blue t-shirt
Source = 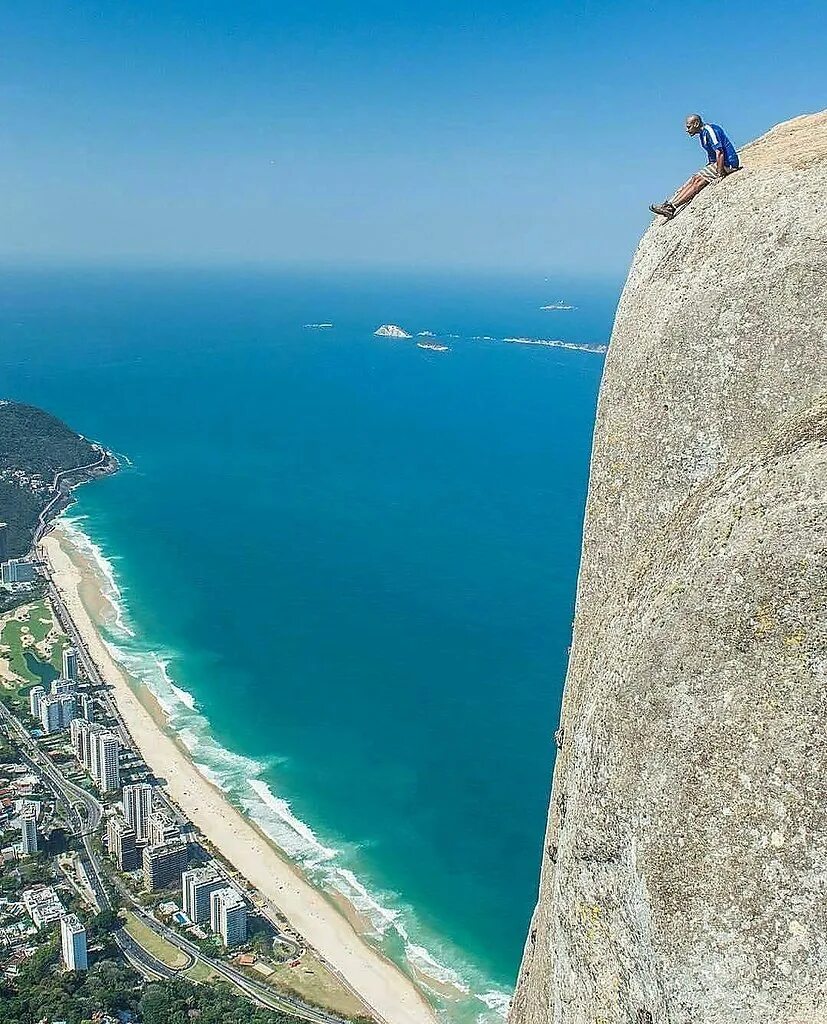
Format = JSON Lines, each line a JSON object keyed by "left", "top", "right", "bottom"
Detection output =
{"left": 699, "top": 123, "right": 739, "bottom": 169}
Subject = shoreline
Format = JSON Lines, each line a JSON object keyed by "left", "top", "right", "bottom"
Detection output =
{"left": 40, "top": 523, "right": 440, "bottom": 1024}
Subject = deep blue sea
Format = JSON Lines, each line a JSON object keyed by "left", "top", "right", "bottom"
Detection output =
{"left": 0, "top": 266, "right": 617, "bottom": 1021}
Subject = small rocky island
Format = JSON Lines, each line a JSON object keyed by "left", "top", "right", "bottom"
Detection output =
{"left": 374, "top": 324, "right": 412, "bottom": 339}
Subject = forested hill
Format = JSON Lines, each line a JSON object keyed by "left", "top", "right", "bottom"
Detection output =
{"left": 0, "top": 400, "right": 115, "bottom": 558}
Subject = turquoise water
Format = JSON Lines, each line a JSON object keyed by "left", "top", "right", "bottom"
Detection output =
{"left": 0, "top": 267, "right": 615, "bottom": 1020}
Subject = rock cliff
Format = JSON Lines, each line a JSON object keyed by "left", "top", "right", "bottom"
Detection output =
{"left": 510, "top": 110, "right": 827, "bottom": 1023}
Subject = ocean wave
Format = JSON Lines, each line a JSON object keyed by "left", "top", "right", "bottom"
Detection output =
{"left": 406, "top": 943, "right": 471, "bottom": 994}
{"left": 59, "top": 514, "right": 135, "bottom": 637}
{"left": 56, "top": 512, "right": 512, "bottom": 1023}
{"left": 477, "top": 990, "right": 512, "bottom": 1014}
{"left": 246, "top": 778, "right": 338, "bottom": 867}
{"left": 170, "top": 683, "right": 197, "bottom": 710}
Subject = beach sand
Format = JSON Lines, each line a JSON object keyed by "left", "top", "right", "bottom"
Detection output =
{"left": 41, "top": 524, "right": 439, "bottom": 1024}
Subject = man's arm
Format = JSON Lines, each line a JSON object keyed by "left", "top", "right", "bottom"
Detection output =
{"left": 716, "top": 148, "right": 726, "bottom": 176}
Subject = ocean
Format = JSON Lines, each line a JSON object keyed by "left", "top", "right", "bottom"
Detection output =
{"left": 0, "top": 266, "right": 617, "bottom": 1022}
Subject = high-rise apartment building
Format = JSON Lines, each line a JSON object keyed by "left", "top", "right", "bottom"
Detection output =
{"left": 41, "top": 692, "right": 76, "bottom": 732}
{"left": 19, "top": 804, "right": 38, "bottom": 855}
{"left": 107, "top": 815, "right": 138, "bottom": 871}
{"left": 29, "top": 685, "right": 46, "bottom": 720}
{"left": 148, "top": 812, "right": 180, "bottom": 847}
{"left": 210, "top": 887, "right": 247, "bottom": 947}
{"left": 62, "top": 646, "right": 78, "bottom": 680}
{"left": 78, "top": 692, "right": 94, "bottom": 722}
{"left": 40, "top": 695, "right": 64, "bottom": 734}
{"left": 123, "top": 783, "right": 153, "bottom": 842}
{"left": 60, "top": 913, "right": 88, "bottom": 971}
{"left": 182, "top": 867, "right": 224, "bottom": 924}
{"left": 94, "top": 732, "right": 120, "bottom": 793}
{"left": 1, "top": 558, "right": 36, "bottom": 584}
{"left": 142, "top": 840, "right": 188, "bottom": 892}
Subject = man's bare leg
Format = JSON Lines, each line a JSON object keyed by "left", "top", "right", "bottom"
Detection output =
{"left": 670, "top": 173, "right": 709, "bottom": 208}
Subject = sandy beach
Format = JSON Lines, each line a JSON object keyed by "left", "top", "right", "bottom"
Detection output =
{"left": 41, "top": 524, "right": 438, "bottom": 1024}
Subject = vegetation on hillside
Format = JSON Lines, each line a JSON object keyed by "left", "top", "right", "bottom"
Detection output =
{"left": 0, "top": 946, "right": 303, "bottom": 1024}
{"left": 0, "top": 400, "right": 103, "bottom": 558}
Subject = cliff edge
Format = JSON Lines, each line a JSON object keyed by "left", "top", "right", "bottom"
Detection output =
{"left": 511, "top": 110, "right": 827, "bottom": 1023}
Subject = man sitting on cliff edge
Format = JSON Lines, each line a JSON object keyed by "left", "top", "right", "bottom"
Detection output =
{"left": 650, "top": 114, "right": 740, "bottom": 220}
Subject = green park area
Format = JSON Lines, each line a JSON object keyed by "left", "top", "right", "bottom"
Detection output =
{"left": 0, "top": 600, "right": 67, "bottom": 701}
{"left": 265, "top": 949, "right": 370, "bottom": 1019}
{"left": 122, "top": 911, "right": 191, "bottom": 970}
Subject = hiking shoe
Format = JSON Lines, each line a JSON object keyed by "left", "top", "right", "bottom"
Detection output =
{"left": 649, "top": 201, "right": 676, "bottom": 219}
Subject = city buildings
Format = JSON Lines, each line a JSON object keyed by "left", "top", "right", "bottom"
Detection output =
{"left": 148, "top": 812, "right": 180, "bottom": 847}
{"left": 75, "top": 723, "right": 121, "bottom": 792}
{"left": 123, "top": 783, "right": 153, "bottom": 842}
{"left": 210, "top": 886, "right": 247, "bottom": 947}
{"left": 60, "top": 913, "right": 88, "bottom": 971}
{"left": 19, "top": 803, "right": 38, "bottom": 855}
{"left": 22, "top": 886, "right": 65, "bottom": 928}
{"left": 182, "top": 867, "right": 224, "bottom": 924}
{"left": 143, "top": 840, "right": 188, "bottom": 892}
{"left": 28, "top": 685, "right": 46, "bottom": 720}
{"left": 107, "top": 816, "right": 138, "bottom": 871}
{"left": 0, "top": 522, "right": 8, "bottom": 563}
{"left": 39, "top": 689, "right": 76, "bottom": 734}
{"left": 62, "top": 646, "right": 78, "bottom": 680}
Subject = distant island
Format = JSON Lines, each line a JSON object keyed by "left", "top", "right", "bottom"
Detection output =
{"left": 374, "top": 324, "right": 412, "bottom": 339}
{"left": 503, "top": 337, "right": 607, "bottom": 354}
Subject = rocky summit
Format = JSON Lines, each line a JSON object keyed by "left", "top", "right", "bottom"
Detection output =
{"left": 510, "top": 110, "right": 827, "bottom": 1024}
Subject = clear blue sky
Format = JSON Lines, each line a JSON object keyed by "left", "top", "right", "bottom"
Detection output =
{"left": 1, "top": 1, "right": 823, "bottom": 274}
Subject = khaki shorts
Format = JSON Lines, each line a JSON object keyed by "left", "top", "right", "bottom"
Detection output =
{"left": 698, "top": 162, "right": 738, "bottom": 184}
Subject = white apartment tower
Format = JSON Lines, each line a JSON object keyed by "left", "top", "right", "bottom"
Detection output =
{"left": 78, "top": 692, "right": 94, "bottom": 722}
{"left": 60, "top": 913, "right": 88, "bottom": 971}
{"left": 62, "top": 646, "right": 78, "bottom": 680}
{"left": 29, "top": 685, "right": 46, "bottom": 719}
{"left": 94, "top": 732, "right": 121, "bottom": 793}
{"left": 20, "top": 805, "right": 38, "bottom": 855}
{"left": 182, "top": 867, "right": 224, "bottom": 924}
{"left": 123, "top": 783, "right": 153, "bottom": 842}
{"left": 70, "top": 718, "right": 92, "bottom": 769}
{"left": 210, "top": 886, "right": 247, "bottom": 947}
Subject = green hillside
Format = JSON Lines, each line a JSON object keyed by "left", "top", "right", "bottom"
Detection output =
{"left": 0, "top": 401, "right": 106, "bottom": 558}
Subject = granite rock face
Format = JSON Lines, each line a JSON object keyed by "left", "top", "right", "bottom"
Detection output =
{"left": 510, "top": 110, "right": 827, "bottom": 1024}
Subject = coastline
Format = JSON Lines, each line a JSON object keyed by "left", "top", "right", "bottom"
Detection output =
{"left": 40, "top": 523, "right": 440, "bottom": 1024}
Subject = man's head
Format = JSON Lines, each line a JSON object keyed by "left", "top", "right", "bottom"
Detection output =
{"left": 685, "top": 114, "right": 703, "bottom": 136}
